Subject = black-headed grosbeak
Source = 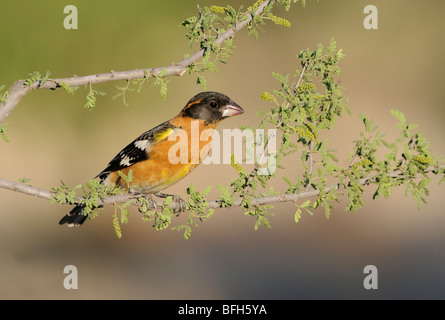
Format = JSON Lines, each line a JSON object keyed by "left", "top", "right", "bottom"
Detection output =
{"left": 59, "top": 91, "right": 244, "bottom": 227}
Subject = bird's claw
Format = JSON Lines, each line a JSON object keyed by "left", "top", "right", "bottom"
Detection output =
{"left": 137, "top": 194, "right": 158, "bottom": 213}
{"left": 156, "top": 192, "right": 188, "bottom": 215}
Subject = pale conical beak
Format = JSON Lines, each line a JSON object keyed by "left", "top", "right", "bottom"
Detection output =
{"left": 222, "top": 101, "right": 244, "bottom": 118}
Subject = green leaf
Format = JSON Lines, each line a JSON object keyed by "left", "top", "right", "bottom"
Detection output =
{"left": 391, "top": 109, "right": 406, "bottom": 125}
{"left": 300, "top": 200, "right": 311, "bottom": 208}
{"left": 0, "top": 123, "right": 10, "bottom": 143}
{"left": 84, "top": 84, "right": 106, "bottom": 110}
{"left": 113, "top": 211, "right": 122, "bottom": 239}
{"left": 294, "top": 208, "right": 301, "bottom": 223}
{"left": 117, "top": 169, "right": 133, "bottom": 188}
{"left": 58, "top": 81, "right": 77, "bottom": 95}
{"left": 18, "top": 177, "right": 31, "bottom": 184}
{"left": 197, "top": 75, "right": 207, "bottom": 90}
{"left": 0, "top": 85, "right": 9, "bottom": 103}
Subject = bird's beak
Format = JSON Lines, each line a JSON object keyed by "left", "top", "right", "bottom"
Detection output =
{"left": 222, "top": 101, "right": 244, "bottom": 118}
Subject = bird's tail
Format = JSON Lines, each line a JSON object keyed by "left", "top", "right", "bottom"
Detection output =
{"left": 59, "top": 204, "right": 90, "bottom": 227}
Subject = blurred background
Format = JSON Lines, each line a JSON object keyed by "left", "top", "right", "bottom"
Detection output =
{"left": 1, "top": 0, "right": 444, "bottom": 299}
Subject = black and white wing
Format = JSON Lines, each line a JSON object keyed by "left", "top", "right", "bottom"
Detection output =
{"left": 96, "top": 122, "right": 175, "bottom": 181}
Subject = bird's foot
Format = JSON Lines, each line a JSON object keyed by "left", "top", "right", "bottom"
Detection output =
{"left": 137, "top": 194, "right": 158, "bottom": 213}
{"left": 155, "top": 192, "right": 188, "bottom": 215}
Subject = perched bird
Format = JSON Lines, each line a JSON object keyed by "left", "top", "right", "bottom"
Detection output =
{"left": 59, "top": 91, "right": 244, "bottom": 227}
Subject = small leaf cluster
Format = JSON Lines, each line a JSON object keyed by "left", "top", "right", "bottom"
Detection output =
{"left": 108, "top": 170, "right": 136, "bottom": 237}
{"left": 24, "top": 70, "right": 52, "bottom": 87}
{"left": 18, "top": 177, "right": 31, "bottom": 184}
{"left": 384, "top": 110, "right": 442, "bottom": 209}
{"left": 246, "top": 0, "right": 309, "bottom": 38}
{"left": 181, "top": 5, "right": 237, "bottom": 89}
{"left": 112, "top": 80, "right": 133, "bottom": 107}
{"left": 217, "top": 153, "right": 276, "bottom": 230}
{"left": 57, "top": 81, "right": 78, "bottom": 95}
{"left": 276, "top": 0, "right": 311, "bottom": 11}
{"left": 51, "top": 179, "right": 124, "bottom": 222}
{"left": 153, "top": 68, "right": 169, "bottom": 101}
{"left": 0, "top": 123, "right": 10, "bottom": 143}
{"left": 141, "top": 196, "right": 175, "bottom": 231}
{"left": 137, "top": 185, "right": 216, "bottom": 240}
{"left": 0, "top": 84, "right": 8, "bottom": 104}
{"left": 111, "top": 68, "right": 169, "bottom": 107}
{"left": 77, "top": 179, "right": 124, "bottom": 211}
{"left": 85, "top": 83, "right": 106, "bottom": 110}
{"left": 341, "top": 108, "right": 445, "bottom": 212}
{"left": 113, "top": 201, "right": 131, "bottom": 239}
{"left": 181, "top": 0, "right": 297, "bottom": 88}
{"left": 172, "top": 184, "right": 215, "bottom": 239}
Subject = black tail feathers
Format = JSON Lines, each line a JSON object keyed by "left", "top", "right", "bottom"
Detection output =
{"left": 59, "top": 204, "right": 90, "bottom": 227}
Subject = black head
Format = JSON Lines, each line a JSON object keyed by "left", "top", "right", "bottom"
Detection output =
{"left": 180, "top": 91, "right": 244, "bottom": 124}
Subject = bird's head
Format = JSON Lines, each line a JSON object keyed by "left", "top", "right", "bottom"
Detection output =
{"left": 180, "top": 91, "right": 244, "bottom": 124}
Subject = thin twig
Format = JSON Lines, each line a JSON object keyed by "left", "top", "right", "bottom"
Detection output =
{"left": 293, "top": 62, "right": 308, "bottom": 95}
{"left": 348, "top": 153, "right": 359, "bottom": 169}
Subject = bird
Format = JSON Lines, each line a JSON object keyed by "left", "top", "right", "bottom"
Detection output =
{"left": 59, "top": 91, "right": 244, "bottom": 227}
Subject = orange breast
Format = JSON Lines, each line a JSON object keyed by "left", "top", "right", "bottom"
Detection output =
{"left": 109, "top": 117, "right": 220, "bottom": 193}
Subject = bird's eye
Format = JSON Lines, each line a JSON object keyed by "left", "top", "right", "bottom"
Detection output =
{"left": 210, "top": 101, "right": 218, "bottom": 108}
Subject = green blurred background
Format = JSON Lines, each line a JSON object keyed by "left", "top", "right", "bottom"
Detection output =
{"left": 1, "top": 0, "right": 445, "bottom": 299}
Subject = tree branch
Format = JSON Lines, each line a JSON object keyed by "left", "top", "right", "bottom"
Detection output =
{"left": 1, "top": 165, "right": 443, "bottom": 212}
{"left": 0, "top": 178, "right": 52, "bottom": 200}
{"left": 0, "top": 0, "right": 272, "bottom": 124}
